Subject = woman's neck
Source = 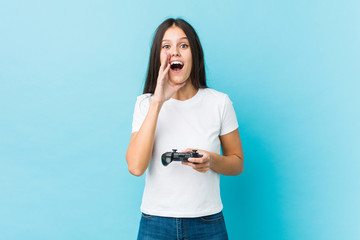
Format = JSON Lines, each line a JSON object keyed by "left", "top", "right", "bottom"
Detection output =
{"left": 171, "top": 81, "right": 198, "bottom": 101}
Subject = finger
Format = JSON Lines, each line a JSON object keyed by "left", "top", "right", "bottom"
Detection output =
{"left": 183, "top": 148, "right": 204, "bottom": 154}
{"left": 194, "top": 163, "right": 208, "bottom": 169}
{"left": 182, "top": 162, "right": 198, "bottom": 168}
{"left": 187, "top": 163, "right": 209, "bottom": 172}
{"left": 194, "top": 149, "right": 205, "bottom": 155}
{"left": 182, "top": 162, "right": 209, "bottom": 171}
{"left": 195, "top": 164, "right": 210, "bottom": 171}
{"left": 188, "top": 157, "right": 206, "bottom": 164}
{"left": 163, "top": 62, "right": 170, "bottom": 75}
{"left": 157, "top": 63, "right": 170, "bottom": 87}
{"left": 160, "top": 51, "right": 170, "bottom": 71}
{"left": 182, "top": 161, "right": 193, "bottom": 167}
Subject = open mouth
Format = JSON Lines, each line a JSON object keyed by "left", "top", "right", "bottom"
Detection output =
{"left": 170, "top": 61, "right": 184, "bottom": 71}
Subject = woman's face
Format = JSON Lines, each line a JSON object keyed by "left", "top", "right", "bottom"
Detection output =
{"left": 160, "top": 26, "right": 192, "bottom": 85}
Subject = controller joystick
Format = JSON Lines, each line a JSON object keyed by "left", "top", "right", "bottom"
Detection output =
{"left": 161, "top": 149, "right": 203, "bottom": 166}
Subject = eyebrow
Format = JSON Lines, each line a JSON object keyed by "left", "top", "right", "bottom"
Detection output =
{"left": 162, "top": 37, "right": 188, "bottom": 42}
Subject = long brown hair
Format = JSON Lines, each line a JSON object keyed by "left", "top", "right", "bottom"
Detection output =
{"left": 143, "top": 18, "right": 207, "bottom": 94}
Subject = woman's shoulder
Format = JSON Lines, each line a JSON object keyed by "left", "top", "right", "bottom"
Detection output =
{"left": 136, "top": 93, "right": 153, "bottom": 100}
{"left": 134, "top": 93, "right": 153, "bottom": 110}
{"left": 135, "top": 93, "right": 153, "bottom": 103}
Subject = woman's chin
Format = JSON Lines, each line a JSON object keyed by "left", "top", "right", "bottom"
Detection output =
{"left": 169, "top": 77, "right": 187, "bottom": 86}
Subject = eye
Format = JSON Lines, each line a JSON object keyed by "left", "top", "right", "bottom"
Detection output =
{"left": 180, "top": 44, "right": 189, "bottom": 49}
{"left": 162, "top": 45, "right": 170, "bottom": 49}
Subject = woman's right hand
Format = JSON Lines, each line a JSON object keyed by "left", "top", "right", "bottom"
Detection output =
{"left": 127, "top": 52, "right": 185, "bottom": 176}
{"left": 152, "top": 51, "right": 186, "bottom": 104}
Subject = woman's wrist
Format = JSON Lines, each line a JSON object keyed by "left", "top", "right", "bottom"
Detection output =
{"left": 150, "top": 98, "right": 164, "bottom": 112}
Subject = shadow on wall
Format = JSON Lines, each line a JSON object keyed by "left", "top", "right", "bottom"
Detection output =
{"left": 221, "top": 128, "right": 287, "bottom": 240}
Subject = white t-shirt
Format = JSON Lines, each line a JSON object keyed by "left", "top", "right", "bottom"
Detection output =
{"left": 131, "top": 88, "right": 238, "bottom": 218}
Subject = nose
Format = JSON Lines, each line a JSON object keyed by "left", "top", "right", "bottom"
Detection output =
{"left": 170, "top": 47, "right": 180, "bottom": 57}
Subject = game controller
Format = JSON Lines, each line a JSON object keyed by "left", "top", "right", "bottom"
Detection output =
{"left": 161, "top": 149, "right": 203, "bottom": 166}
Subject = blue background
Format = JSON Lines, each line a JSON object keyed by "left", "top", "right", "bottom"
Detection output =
{"left": 1, "top": 0, "right": 359, "bottom": 239}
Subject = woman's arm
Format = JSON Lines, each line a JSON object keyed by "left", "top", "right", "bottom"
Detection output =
{"left": 210, "top": 129, "right": 244, "bottom": 175}
{"left": 126, "top": 52, "right": 185, "bottom": 176}
{"left": 183, "top": 129, "right": 244, "bottom": 176}
{"left": 126, "top": 100, "right": 163, "bottom": 176}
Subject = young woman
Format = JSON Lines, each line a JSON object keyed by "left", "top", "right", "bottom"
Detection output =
{"left": 126, "top": 18, "right": 244, "bottom": 240}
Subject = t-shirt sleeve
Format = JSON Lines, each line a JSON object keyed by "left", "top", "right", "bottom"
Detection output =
{"left": 131, "top": 94, "right": 151, "bottom": 133}
{"left": 220, "top": 94, "right": 239, "bottom": 136}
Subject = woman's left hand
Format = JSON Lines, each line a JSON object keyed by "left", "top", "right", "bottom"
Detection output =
{"left": 182, "top": 148, "right": 212, "bottom": 173}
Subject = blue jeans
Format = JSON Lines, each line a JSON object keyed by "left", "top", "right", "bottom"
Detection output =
{"left": 137, "top": 211, "right": 229, "bottom": 240}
